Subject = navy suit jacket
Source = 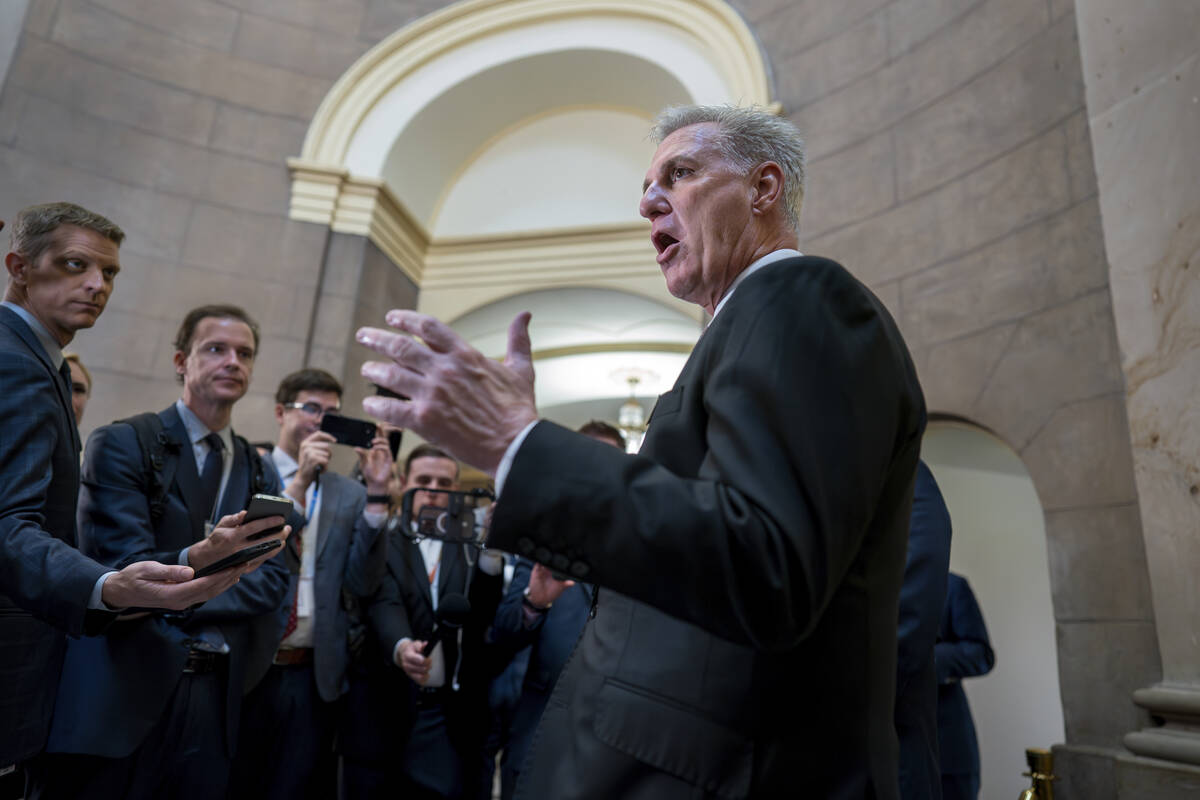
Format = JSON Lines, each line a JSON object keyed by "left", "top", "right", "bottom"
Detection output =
{"left": 0, "top": 306, "right": 110, "bottom": 765}
{"left": 45, "top": 404, "right": 293, "bottom": 759}
{"left": 491, "top": 557, "right": 593, "bottom": 786}
{"left": 936, "top": 573, "right": 994, "bottom": 777}
{"left": 270, "top": 468, "right": 387, "bottom": 702}
{"left": 488, "top": 256, "right": 926, "bottom": 800}
{"left": 895, "top": 461, "right": 952, "bottom": 800}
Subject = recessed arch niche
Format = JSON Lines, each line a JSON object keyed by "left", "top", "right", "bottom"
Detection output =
{"left": 921, "top": 418, "right": 1065, "bottom": 799}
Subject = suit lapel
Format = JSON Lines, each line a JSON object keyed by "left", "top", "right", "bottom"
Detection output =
{"left": 314, "top": 475, "right": 339, "bottom": 562}
{"left": 161, "top": 406, "right": 208, "bottom": 540}
{"left": 0, "top": 307, "right": 80, "bottom": 453}
{"left": 439, "top": 542, "right": 466, "bottom": 603}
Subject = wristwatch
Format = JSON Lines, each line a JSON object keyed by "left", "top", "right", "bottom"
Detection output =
{"left": 522, "top": 585, "right": 551, "bottom": 612}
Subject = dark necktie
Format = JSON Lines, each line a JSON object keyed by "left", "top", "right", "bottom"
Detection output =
{"left": 199, "top": 432, "right": 224, "bottom": 521}
{"left": 58, "top": 359, "right": 73, "bottom": 397}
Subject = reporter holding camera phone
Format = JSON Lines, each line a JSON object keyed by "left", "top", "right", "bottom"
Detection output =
{"left": 340, "top": 445, "right": 503, "bottom": 800}
{"left": 228, "top": 368, "right": 390, "bottom": 800}
{"left": 27, "top": 305, "right": 296, "bottom": 800}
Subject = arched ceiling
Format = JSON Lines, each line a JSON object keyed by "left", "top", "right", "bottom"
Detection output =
{"left": 381, "top": 49, "right": 689, "bottom": 229}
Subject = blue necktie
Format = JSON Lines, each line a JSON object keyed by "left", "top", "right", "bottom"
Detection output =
{"left": 199, "top": 432, "right": 224, "bottom": 522}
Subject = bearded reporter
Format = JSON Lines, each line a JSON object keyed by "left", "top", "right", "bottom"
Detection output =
{"left": 356, "top": 105, "right": 925, "bottom": 799}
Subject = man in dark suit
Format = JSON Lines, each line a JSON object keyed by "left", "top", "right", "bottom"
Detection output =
{"left": 29, "top": 304, "right": 294, "bottom": 800}
{"left": 344, "top": 445, "right": 503, "bottom": 799}
{"left": 229, "top": 368, "right": 390, "bottom": 800}
{"left": 895, "top": 461, "right": 953, "bottom": 800}
{"left": 0, "top": 205, "right": 251, "bottom": 782}
{"left": 357, "top": 105, "right": 926, "bottom": 798}
{"left": 936, "top": 573, "right": 995, "bottom": 800}
{"left": 489, "top": 421, "right": 623, "bottom": 800}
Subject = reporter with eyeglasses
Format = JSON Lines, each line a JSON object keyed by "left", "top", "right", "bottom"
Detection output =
{"left": 228, "top": 368, "right": 390, "bottom": 800}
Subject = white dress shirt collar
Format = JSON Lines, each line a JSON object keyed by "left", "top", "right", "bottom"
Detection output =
{"left": 711, "top": 248, "right": 803, "bottom": 320}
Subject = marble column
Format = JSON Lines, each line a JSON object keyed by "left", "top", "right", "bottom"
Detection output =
{"left": 1074, "top": 0, "right": 1200, "bottom": 775}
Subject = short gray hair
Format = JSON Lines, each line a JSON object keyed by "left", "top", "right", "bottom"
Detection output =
{"left": 651, "top": 105, "right": 806, "bottom": 232}
{"left": 9, "top": 202, "right": 125, "bottom": 262}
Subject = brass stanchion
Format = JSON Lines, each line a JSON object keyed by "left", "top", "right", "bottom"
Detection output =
{"left": 1018, "top": 748, "right": 1056, "bottom": 800}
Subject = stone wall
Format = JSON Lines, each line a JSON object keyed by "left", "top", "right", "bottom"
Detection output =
{"left": 0, "top": 0, "right": 436, "bottom": 443}
{"left": 1, "top": 0, "right": 1190, "bottom": 795}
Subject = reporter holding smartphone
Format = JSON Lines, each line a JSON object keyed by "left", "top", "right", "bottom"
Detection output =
{"left": 28, "top": 305, "right": 295, "bottom": 800}
{"left": 228, "top": 369, "right": 390, "bottom": 800}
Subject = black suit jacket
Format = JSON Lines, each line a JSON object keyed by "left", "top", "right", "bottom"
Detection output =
{"left": 488, "top": 256, "right": 926, "bottom": 799}
{"left": 0, "top": 306, "right": 110, "bottom": 765}
{"left": 895, "top": 461, "right": 952, "bottom": 800}
{"left": 45, "top": 404, "right": 293, "bottom": 759}
{"left": 340, "top": 522, "right": 502, "bottom": 763}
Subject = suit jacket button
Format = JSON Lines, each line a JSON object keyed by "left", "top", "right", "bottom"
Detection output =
{"left": 551, "top": 554, "right": 570, "bottom": 572}
{"left": 516, "top": 538, "right": 534, "bottom": 555}
{"left": 533, "top": 547, "right": 552, "bottom": 564}
{"left": 569, "top": 561, "right": 590, "bottom": 579}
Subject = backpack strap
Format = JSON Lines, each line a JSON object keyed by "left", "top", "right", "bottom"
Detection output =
{"left": 116, "top": 412, "right": 180, "bottom": 525}
{"left": 232, "top": 432, "right": 270, "bottom": 497}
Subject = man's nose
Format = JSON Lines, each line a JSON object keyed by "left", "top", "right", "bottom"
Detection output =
{"left": 83, "top": 265, "right": 106, "bottom": 292}
{"left": 639, "top": 183, "right": 667, "bottom": 220}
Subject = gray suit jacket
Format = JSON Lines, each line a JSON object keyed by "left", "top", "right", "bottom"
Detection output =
{"left": 273, "top": 469, "right": 387, "bottom": 701}
{"left": 488, "top": 256, "right": 926, "bottom": 800}
{"left": 0, "top": 306, "right": 110, "bottom": 765}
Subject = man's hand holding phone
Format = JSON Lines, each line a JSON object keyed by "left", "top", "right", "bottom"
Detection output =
{"left": 186, "top": 511, "right": 290, "bottom": 573}
{"left": 356, "top": 432, "right": 395, "bottom": 507}
{"left": 286, "top": 431, "right": 336, "bottom": 507}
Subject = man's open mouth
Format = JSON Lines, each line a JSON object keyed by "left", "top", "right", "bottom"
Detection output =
{"left": 653, "top": 232, "right": 679, "bottom": 253}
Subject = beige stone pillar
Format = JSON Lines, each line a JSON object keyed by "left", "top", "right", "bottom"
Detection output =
{"left": 1074, "top": 0, "right": 1200, "bottom": 770}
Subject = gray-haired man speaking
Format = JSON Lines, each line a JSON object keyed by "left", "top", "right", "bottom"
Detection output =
{"left": 357, "top": 106, "right": 926, "bottom": 799}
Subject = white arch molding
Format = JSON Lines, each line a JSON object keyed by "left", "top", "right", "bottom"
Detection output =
{"left": 286, "top": 0, "right": 777, "bottom": 318}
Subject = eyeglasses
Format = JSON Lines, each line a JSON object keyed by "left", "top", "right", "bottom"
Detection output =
{"left": 283, "top": 401, "right": 340, "bottom": 418}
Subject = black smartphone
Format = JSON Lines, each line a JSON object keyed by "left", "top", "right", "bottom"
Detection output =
{"left": 399, "top": 487, "right": 494, "bottom": 545}
{"left": 320, "top": 413, "right": 377, "bottom": 449}
{"left": 193, "top": 539, "right": 282, "bottom": 579}
{"left": 244, "top": 493, "right": 292, "bottom": 540}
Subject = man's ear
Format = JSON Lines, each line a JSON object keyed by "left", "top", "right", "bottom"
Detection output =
{"left": 5, "top": 251, "right": 29, "bottom": 284}
{"left": 172, "top": 349, "right": 187, "bottom": 380}
{"left": 274, "top": 403, "right": 286, "bottom": 425}
{"left": 749, "top": 161, "right": 785, "bottom": 217}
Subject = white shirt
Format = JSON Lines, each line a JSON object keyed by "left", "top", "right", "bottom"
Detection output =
{"left": 272, "top": 447, "right": 321, "bottom": 648}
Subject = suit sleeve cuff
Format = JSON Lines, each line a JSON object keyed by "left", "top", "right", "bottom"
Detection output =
{"left": 87, "top": 571, "right": 119, "bottom": 610}
{"left": 494, "top": 420, "right": 539, "bottom": 497}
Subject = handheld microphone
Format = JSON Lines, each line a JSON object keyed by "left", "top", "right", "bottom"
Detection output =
{"left": 420, "top": 592, "right": 470, "bottom": 657}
